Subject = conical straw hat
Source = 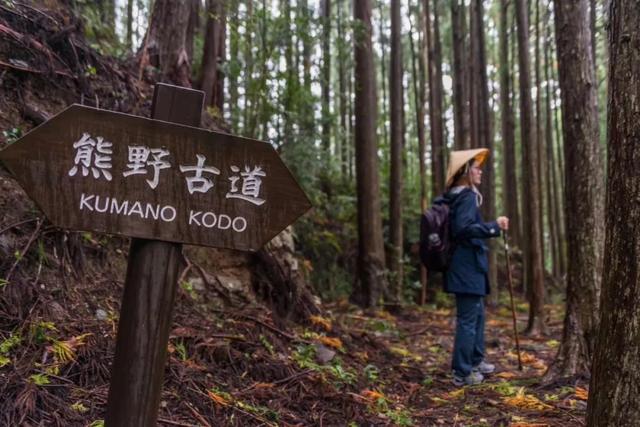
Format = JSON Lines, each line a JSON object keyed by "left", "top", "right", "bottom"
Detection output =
{"left": 445, "top": 148, "right": 490, "bottom": 188}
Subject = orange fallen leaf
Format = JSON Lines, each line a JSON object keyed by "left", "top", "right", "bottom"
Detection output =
{"left": 503, "top": 388, "right": 553, "bottom": 410}
{"left": 310, "top": 315, "right": 332, "bottom": 331}
{"left": 496, "top": 371, "right": 517, "bottom": 379}
{"left": 318, "top": 336, "right": 343, "bottom": 349}
{"left": 254, "top": 382, "right": 275, "bottom": 389}
{"left": 207, "top": 390, "right": 229, "bottom": 406}
{"left": 510, "top": 423, "right": 550, "bottom": 427}
{"left": 575, "top": 387, "right": 588, "bottom": 401}
{"left": 361, "top": 389, "right": 385, "bottom": 401}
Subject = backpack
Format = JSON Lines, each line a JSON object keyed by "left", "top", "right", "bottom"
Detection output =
{"left": 419, "top": 199, "right": 453, "bottom": 272}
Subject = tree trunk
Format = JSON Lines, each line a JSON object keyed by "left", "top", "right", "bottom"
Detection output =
{"left": 547, "top": 0, "right": 604, "bottom": 380}
{"left": 587, "top": 2, "right": 640, "bottom": 423}
{"left": 215, "top": 4, "right": 226, "bottom": 113}
{"left": 499, "top": 0, "right": 521, "bottom": 248}
{"left": 451, "top": 0, "right": 469, "bottom": 149}
{"left": 140, "top": 0, "right": 194, "bottom": 87}
{"left": 228, "top": 0, "right": 239, "bottom": 130}
{"left": 427, "top": 0, "right": 446, "bottom": 197}
{"left": 126, "top": 0, "right": 134, "bottom": 51}
{"left": 321, "top": 0, "right": 332, "bottom": 152}
{"left": 351, "top": 0, "right": 387, "bottom": 308}
{"left": 200, "top": 0, "right": 222, "bottom": 107}
{"left": 378, "top": 2, "right": 389, "bottom": 155}
{"left": 243, "top": 1, "right": 254, "bottom": 136}
{"left": 388, "top": 0, "right": 404, "bottom": 303}
{"left": 543, "top": 9, "right": 559, "bottom": 280}
{"left": 337, "top": 0, "right": 349, "bottom": 178}
{"left": 409, "top": 2, "right": 428, "bottom": 303}
{"left": 515, "top": 0, "right": 547, "bottom": 335}
{"left": 534, "top": 0, "right": 546, "bottom": 273}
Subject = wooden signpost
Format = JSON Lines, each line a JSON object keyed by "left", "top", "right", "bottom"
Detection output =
{"left": 0, "top": 84, "right": 312, "bottom": 425}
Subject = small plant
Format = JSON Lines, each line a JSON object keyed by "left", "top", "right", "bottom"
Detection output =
{"left": 88, "top": 420, "right": 104, "bottom": 427}
{"left": 0, "top": 332, "right": 22, "bottom": 354}
{"left": 71, "top": 401, "right": 89, "bottom": 413}
{"left": 29, "top": 373, "right": 50, "bottom": 386}
{"left": 174, "top": 340, "right": 187, "bottom": 361}
{"left": 364, "top": 364, "right": 380, "bottom": 383}
{"left": 0, "top": 279, "right": 8, "bottom": 289}
{"left": 2, "top": 127, "right": 22, "bottom": 144}
{"left": 259, "top": 334, "right": 275, "bottom": 355}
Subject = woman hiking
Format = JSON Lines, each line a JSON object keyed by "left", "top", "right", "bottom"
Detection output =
{"left": 441, "top": 148, "right": 509, "bottom": 386}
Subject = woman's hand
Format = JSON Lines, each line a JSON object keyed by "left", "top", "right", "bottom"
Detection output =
{"left": 497, "top": 216, "right": 509, "bottom": 230}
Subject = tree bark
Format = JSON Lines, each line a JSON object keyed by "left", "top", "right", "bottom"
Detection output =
{"left": 140, "top": 0, "right": 194, "bottom": 87}
{"left": 200, "top": 0, "right": 222, "bottom": 107}
{"left": 351, "top": 0, "right": 387, "bottom": 308}
{"left": 499, "top": 0, "right": 521, "bottom": 248}
{"left": 587, "top": 2, "right": 640, "bottom": 424}
{"left": 451, "top": 0, "right": 469, "bottom": 149}
{"left": 515, "top": 0, "right": 547, "bottom": 335}
{"left": 409, "top": 2, "right": 428, "bottom": 303}
{"left": 547, "top": 0, "right": 604, "bottom": 380}
{"left": 388, "top": 0, "right": 404, "bottom": 303}
{"left": 534, "top": 0, "right": 546, "bottom": 273}
{"left": 321, "top": 0, "right": 332, "bottom": 152}
{"left": 543, "top": 8, "right": 559, "bottom": 280}
{"left": 427, "top": 0, "right": 446, "bottom": 197}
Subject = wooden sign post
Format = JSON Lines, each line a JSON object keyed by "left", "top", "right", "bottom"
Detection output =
{"left": 104, "top": 84, "right": 202, "bottom": 426}
{"left": 0, "top": 83, "right": 312, "bottom": 425}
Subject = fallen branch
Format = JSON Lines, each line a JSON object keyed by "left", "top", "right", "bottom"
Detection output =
{"left": 0, "top": 217, "right": 41, "bottom": 235}
{"left": 5, "top": 218, "right": 43, "bottom": 282}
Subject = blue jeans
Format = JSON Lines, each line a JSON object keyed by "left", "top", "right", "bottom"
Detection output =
{"left": 452, "top": 294, "right": 485, "bottom": 377}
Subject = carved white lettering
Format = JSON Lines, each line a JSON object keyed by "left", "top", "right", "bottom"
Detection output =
{"left": 189, "top": 210, "right": 202, "bottom": 226}
{"left": 160, "top": 206, "right": 176, "bottom": 222}
{"left": 218, "top": 214, "right": 231, "bottom": 230}
{"left": 79, "top": 193, "right": 94, "bottom": 211}
{"left": 110, "top": 198, "right": 129, "bottom": 215}
{"left": 232, "top": 217, "right": 247, "bottom": 232}
{"left": 202, "top": 212, "right": 217, "bottom": 228}
{"left": 128, "top": 202, "right": 144, "bottom": 218}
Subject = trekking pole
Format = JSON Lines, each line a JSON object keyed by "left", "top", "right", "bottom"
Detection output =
{"left": 503, "top": 231, "right": 523, "bottom": 371}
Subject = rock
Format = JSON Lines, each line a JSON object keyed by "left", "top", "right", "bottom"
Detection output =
{"left": 314, "top": 343, "right": 336, "bottom": 364}
{"left": 95, "top": 308, "right": 108, "bottom": 321}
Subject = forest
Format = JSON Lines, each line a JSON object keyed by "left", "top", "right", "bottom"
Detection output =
{"left": 0, "top": 0, "right": 638, "bottom": 426}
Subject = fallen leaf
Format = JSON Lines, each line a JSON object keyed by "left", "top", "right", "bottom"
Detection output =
{"left": 496, "top": 372, "right": 517, "bottom": 379}
{"left": 575, "top": 387, "right": 588, "bottom": 401}
{"left": 448, "top": 388, "right": 465, "bottom": 399}
{"left": 503, "top": 388, "right": 554, "bottom": 410}
{"left": 207, "top": 390, "right": 229, "bottom": 406}
{"left": 318, "top": 336, "right": 343, "bottom": 350}
{"left": 310, "top": 315, "right": 332, "bottom": 331}
{"left": 361, "top": 389, "right": 385, "bottom": 401}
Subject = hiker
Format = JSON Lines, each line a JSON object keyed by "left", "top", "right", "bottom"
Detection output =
{"left": 442, "top": 148, "right": 509, "bottom": 386}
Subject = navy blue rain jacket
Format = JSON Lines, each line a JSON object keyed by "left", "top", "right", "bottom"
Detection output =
{"left": 441, "top": 187, "right": 501, "bottom": 296}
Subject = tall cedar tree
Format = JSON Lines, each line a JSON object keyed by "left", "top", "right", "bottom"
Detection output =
{"left": 499, "top": 0, "right": 521, "bottom": 247}
{"left": 200, "top": 0, "right": 225, "bottom": 107}
{"left": 321, "top": 0, "right": 331, "bottom": 152}
{"left": 408, "top": 2, "right": 428, "bottom": 303}
{"left": 427, "top": 0, "right": 446, "bottom": 197}
{"left": 543, "top": 9, "right": 560, "bottom": 279}
{"left": 548, "top": 0, "right": 604, "bottom": 378}
{"left": 469, "top": 0, "right": 497, "bottom": 302}
{"left": 450, "top": 0, "right": 470, "bottom": 149}
{"left": 587, "top": 1, "right": 640, "bottom": 423}
{"left": 389, "top": 0, "right": 404, "bottom": 302}
{"left": 515, "top": 0, "right": 547, "bottom": 335}
{"left": 351, "top": 0, "right": 388, "bottom": 307}
{"left": 139, "top": 0, "right": 195, "bottom": 87}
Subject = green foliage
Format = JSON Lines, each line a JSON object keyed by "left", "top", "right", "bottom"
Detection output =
{"left": 29, "top": 373, "right": 50, "bottom": 386}
{"left": 30, "top": 321, "right": 57, "bottom": 344}
{"left": 0, "top": 279, "right": 8, "bottom": 289}
{"left": 259, "top": 334, "right": 275, "bottom": 355}
{"left": 173, "top": 340, "right": 187, "bottom": 361}
{"left": 363, "top": 364, "right": 380, "bottom": 383}
{"left": 2, "top": 127, "right": 22, "bottom": 144}
{"left": 0, "top": 333, "right": 22, "bottom": 354}
{"left": 88, "top": 421, "right": 105, "bottom": 427}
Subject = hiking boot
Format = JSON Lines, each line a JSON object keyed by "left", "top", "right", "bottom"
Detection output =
{"left": 473, "top": 360, "right": 495, "bottom": 375}
{"left": 452, "top": 370, "right": 484, "bottom": 386}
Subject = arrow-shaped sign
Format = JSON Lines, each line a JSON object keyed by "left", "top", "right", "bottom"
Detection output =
{"left": 0, "top": 104, "right": 311, "bottom": 251}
